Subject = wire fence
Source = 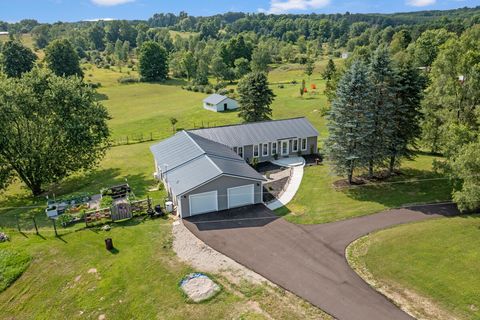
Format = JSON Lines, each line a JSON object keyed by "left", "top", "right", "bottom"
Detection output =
{"left": 110, "top": 121, "right": 235, "bottom": 147}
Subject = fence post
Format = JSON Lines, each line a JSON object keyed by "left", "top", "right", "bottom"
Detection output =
{"left": 16, "top": 215, "right": 21, "bottom": 232}
{"left": 126, "top": 136, "right": 129, "bottom": 145}
{"left": 32, "top": 217, "right": 39, "bottom": 235}
{"left": 51, "top": 218, "right": 58, "bottom": 237}
{"left": 150, "top": 132, "right": 153, "bottom": 141}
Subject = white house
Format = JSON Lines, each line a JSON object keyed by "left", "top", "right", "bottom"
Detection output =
{"left": 203, "top": 94, "right": 239, "bottom": 112}
{"left": 0, "top": 31, "right": 9, "bottom": 36}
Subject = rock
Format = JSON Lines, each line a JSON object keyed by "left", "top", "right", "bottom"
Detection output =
{"left": 88, "top": 268, "right": 97, "bottom": 274}
{"left": 98, "top": 314, "right": 106, "bottom": 320}
{"left": 180, "top": 273, "right": 220, "bottom": 302}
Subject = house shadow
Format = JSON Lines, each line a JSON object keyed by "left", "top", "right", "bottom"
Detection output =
{"left": 184, "top": 204, "right": 278, "bottom": 231}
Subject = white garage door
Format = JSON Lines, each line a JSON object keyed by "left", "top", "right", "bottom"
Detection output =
{"left": 189, "top": 191, "right": 218, "bottom": 216}
{"left": 228, "top": 184, "right": 254, "bottom": 209}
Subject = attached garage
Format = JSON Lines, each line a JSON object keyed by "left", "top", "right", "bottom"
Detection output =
{"left": 189, "top": 191, "right": 218, "bottom": 216}
{"left": 150, "top": 130, "right": 266, "bottom": 218}
{"left": 228, "top": 184, "right": 254, "bottom": 209}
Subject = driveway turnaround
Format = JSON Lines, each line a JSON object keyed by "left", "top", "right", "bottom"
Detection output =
{"left": 184, "top": 203, "right": 459, "bottom": 320}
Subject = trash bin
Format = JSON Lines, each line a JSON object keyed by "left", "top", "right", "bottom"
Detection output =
{"left": 105, "top": 238, "right": 113, "bottom": 250}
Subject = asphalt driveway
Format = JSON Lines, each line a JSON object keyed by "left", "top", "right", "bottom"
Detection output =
{"left": 184, "top": 203, "right": 459, "bottom": 320}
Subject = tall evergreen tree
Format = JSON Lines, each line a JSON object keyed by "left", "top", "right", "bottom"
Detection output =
{"left": 366, "top": 46, "right": 397, "bottom": 177}
{"left": 322, "top": 58, "right": 336, "bottom": 80}
{"left": 386, "top": 61, "right": 425, "bottom": 174}
{"left": 237, "top": 72, "right": 275, "bottom": 123}
{"left": 326, "top": 61, "right": 374, "bottom": 184}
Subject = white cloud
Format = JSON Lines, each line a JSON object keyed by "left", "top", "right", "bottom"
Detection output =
{"left": 406, "top": 0, "right": 436, "bottom": 7}
{"left": 259, "top": 0, "right": 331, "bottom": 14}
{"left": 83, "top": 18, "right": 115, "bottom": 21}
{"left": 91, "top": 0, "right": 135, "bottom": 6}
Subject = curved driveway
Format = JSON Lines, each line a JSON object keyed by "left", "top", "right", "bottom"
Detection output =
{"left": 183, "top": 203, "right": 458, "bottom": 320}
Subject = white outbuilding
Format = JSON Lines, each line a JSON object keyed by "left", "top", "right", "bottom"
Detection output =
{"left": 203, "top": 94, "right": 239, "bottom": 112}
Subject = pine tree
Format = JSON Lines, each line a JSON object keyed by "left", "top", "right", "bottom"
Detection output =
{"left": 365, "top": 46, "right": 397, "bottom": 177}
{"left": 237, "top": 72, "right": 275, "bottom": 123}
{"left": 322, "top": 58, "right": 336, "bottom": 80}
{"left": 326, "top": 61, "right": 374, "bottom": 184}
{"left": 386, "top": 61, "right": 425, "bottom": 174}
{"left": 305, "top": 58, "right": 314, "bottom": 78}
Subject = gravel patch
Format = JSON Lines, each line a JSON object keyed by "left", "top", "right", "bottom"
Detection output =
{"left": 180, "top": 273, "right": 220, "bottom": 302}
{"left": 172, "top": 220, "right": 268, "bottom": 285}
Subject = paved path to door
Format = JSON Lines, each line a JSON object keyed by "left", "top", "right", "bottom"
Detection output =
{"left": 267, "top": 157, "right": 305, "bottom": 210}
{"left": 184, "top": 203, "right": 459, "bottom": 320}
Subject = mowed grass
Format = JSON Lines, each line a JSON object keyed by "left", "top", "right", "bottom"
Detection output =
{"left": 0, "top": 248, "right": 30, "bottom": 292}
{"left": 0, "top": 218, "right": 329, "bottom": 319}
{"left": 347, "top": 216, "right": 480, "bottom": 319}
{"left": 277, "top": 154, "right": 453, "bottom": 224}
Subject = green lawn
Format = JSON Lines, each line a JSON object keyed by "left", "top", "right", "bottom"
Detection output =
{"left": 347, "top": 216, "right": 480, "bottom": 320}
{"left": 276, "top": 154, "right": 453, "bottom": 224}
{"left": 0, "top": 218, "right": 328, "bottom": 319}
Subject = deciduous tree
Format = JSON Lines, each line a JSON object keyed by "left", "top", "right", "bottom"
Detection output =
{"left": 138, "top": 41, "right": 168, "bottom": 82}
{"left": 0, "top": 68, "right": 110, "bottom": 196}
{"left": 0, "top": 40, "right": 36, "bottom": 78}
{"left": 45, "top": 39, "right": 83, "bottom": 77}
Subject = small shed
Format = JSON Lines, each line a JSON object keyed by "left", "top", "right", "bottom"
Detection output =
{"left": 203, "top": 94, "right": 239, "bottom": 112}
{"left": 0, "top": 31, "right": 8, "bottom": 36}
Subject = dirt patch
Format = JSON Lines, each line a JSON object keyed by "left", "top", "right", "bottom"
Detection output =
{"left": 347, "top": 237, "right": 459, "bottom": 320}
{"left": 172, "top": 220, "right": 268, "bottom": 285}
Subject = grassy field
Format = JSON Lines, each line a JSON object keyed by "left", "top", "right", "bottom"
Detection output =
{"left": 0, "top": 217, "right": 328, "bottom": 319}
{"left": 347, "top": 216, "right": 480, "bottom": 320}
{"left": 276, "top": 154, "right": 452, "bottom": 224}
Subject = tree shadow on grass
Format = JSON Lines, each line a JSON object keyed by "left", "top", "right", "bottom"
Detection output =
{"left": 342, "top": 168, "right": 453, "bottom": 210}
{"left": 94, "top": 92, "right": 109, "bottom": 101}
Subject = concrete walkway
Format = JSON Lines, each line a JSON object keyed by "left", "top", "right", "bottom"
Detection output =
{"left": 184, "top": 203, "right": 459, "bottom": 320}
{"left": 267, "top": 157, "right": 305, "bottom": 210}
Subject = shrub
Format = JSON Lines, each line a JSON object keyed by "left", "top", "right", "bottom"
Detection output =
{"left": 278, "top": 84, "right": 284, "bottom": 89}
{"left": 192, "top": 86, "right": 199, "bottom": 92}
{"left": 57, "top": 214, "right": 74, "bottom": 227}
{"left": 204, "top": 87, "right": 213, "bottom": 94}
{"left": 216, "top": 88, "right": 228, "bottom": 95}
{"left": 100, "top": 195, "right": 113, "bottom": 208}
{"left": 117, "top": 76, "right": 139, "bottom": 84}
{"left": 213, "top": 81, "right": 228, "bottom": 90}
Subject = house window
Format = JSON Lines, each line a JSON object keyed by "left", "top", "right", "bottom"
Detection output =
{"left": 301, "top": 138, "right": 307, "bottom": 151}
{"left": 292, "top": 139, "right": 298, "bottom": 152}
{"left": 253, "top": 145, "right": 259, "bottom": 158}
{"left": 271, "top": 142, "right": 277, "bottom": 155}
{"left": 237, "top": 146, "right": 243, "bottom": 158}
{"left": 233, "top": 147, "right": 237, "bottom": 153}
{"left": 262, "top": 143, "right": 269, "bottom": 156}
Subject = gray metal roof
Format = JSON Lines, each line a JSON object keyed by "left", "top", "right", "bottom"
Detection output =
{"left": 203, "top": 94, "right": 229, "bottom": 105}
{"left": 188, "top": 117, "right": 318, "bottom": 147}
{"left": 150, "top": 131, "right": 265, "bottom": 196}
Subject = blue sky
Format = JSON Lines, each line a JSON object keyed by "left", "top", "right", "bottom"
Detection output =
{"left": 2, "top": 0, "right": 479, "bottom": 23}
